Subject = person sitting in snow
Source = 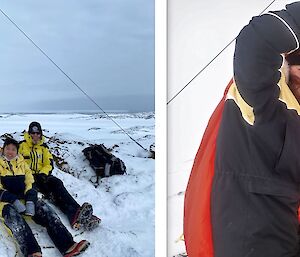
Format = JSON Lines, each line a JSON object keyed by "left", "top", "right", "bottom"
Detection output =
{"left": 0, "top": 138, "right": 90, "bottom": 257}
{"left": 18, "top": 121, "right": 101, "bottom": 231}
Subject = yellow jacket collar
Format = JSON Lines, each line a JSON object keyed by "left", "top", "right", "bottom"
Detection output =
{"left": 0, "top": 154, "right": 24, "bottom": 163}
{"left": 24, "top": 132, "right": 45, "bottom": 147}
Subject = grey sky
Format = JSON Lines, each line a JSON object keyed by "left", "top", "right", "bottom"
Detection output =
{"left": 0, "top": 0, "right": 154, "bottom": 112}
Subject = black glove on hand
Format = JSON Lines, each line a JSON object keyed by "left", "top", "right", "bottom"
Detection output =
{"left": 34, "top": 173, "right": 48, "bottom": 184}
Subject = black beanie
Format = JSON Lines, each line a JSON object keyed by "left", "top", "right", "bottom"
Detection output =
{"left": 28, "top": 121, "right": 42, "bottom": 135}
{"left": 3, "top": 138, "right": 19, "bottom": 151}
{"left": 286, "top": 51, "right": 300, "bottom": 65}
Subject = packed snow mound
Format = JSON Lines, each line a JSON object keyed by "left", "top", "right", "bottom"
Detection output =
{"left": 0, "top": 113, "right": 154, "bottom": 257}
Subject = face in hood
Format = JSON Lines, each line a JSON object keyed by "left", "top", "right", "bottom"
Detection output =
{"left": 288, "top": 65, "right": 300, "bottom": 102}
{"left": 24, "top": 132, "right": 45, "bottom": 146}
{"left": 2, "top": 138, "right": 19, "bottom": 160}
{"left": 286, "top": 51, "right": 300, "bottom": 103}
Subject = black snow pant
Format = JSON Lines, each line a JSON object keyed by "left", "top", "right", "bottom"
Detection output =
{"left": 34, "top": 174, "right": 80, "bottom": 224}
{"left": 1, "top": 199, "right": 75, "bottom": 256}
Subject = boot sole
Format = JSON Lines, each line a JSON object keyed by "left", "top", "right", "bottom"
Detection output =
{"left": 83, "top": 216, "right": 101, "bottom": 231}
{"left": 64, "top": 241, "right": 90, "bottom": 257}
{"left": 72, "top": 203, "right": 93, "bottom": 230}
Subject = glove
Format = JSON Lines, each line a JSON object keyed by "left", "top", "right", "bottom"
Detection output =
{"left": 25, "top": 201, "right": 35, "bottom": 216}
{"left": 13, "top": 199, "right": 26, "bottom": 213}
{"left": 34, "top": 173, "right": 48, "bottom": 185}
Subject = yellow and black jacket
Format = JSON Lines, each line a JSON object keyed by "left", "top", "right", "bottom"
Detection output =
{"left": 0, "top": 155, "right": 34, "bottom": 203}
{"left": 19, "top": 132, "right": 54, "bottom": 176}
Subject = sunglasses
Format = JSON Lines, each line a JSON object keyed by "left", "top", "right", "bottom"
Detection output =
{"left": 30, "top": 132, "right": 40, "bottom": 135}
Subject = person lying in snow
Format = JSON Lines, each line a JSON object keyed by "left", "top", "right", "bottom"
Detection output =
{"left": 18, "top": 121, "right": 101, "bottom": 231}
{"left": 0, "top": 138, "right": 90, "bottom": 257}
{"left": 184, "top": 2, "right": 300, "bottom": 257}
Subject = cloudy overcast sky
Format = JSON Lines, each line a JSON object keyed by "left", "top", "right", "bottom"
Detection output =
{"left": 0, "top": 0, "right": 154, "bottom": 113}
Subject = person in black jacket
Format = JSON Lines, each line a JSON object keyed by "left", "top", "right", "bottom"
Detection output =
{"left": 185, "top": 2, "right": 300, "bottom": 257}
{"left": 211, "top": 3, "right": 300, "bottom": 257}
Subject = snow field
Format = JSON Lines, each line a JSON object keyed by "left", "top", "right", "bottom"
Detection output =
{"left": 0, "top": 113, "right": 154, "bottom": 257}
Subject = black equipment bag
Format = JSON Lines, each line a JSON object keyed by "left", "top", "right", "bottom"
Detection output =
{"left": 82, "top": 144, "right": 126, "bottom": 178}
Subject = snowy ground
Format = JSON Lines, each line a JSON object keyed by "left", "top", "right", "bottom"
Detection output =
{"left": 168, "top": 0, "right": 297, "bottom": 256}
{"left": 0, "top": 112, "right": 155, "bottom": 257}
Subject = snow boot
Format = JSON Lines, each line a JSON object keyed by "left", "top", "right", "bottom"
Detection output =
{"left": 64, "top": 240, "right": 90, "bottom": 257}
{"left": 71, "top": 203, "right": 93, "bottom": 230}
{"left": 83, "top": 215, "right": 101, "bottom": 231}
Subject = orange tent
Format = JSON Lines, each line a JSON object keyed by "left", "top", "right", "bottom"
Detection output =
{"left": 183, "top": 79, "right": 232, "bottom": 257}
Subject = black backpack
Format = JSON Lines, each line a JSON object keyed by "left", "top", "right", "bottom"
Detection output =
{"left": 82, "top": 144, "right": 126, "bottom": 178}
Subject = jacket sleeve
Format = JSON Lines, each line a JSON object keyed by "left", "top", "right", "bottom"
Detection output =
{"left": 0, "top": 189, "right": 18, "bottom": 203}
{"left": 39, "top": 146, "right": 54, "bottom": 175}
{"left": 24, "top": 162, "right": 34, "bottom": 194}
{"left": 234, "top": 2, "right": 300, "bottom": 114}
{"left": 0, "top": 180, "right": 18, "bottom": 203}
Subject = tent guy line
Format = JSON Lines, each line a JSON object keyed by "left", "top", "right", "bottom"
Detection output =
{"left": 0, "top": 7, "right": 148, "bottom": 152}
{"left": 167, "top": 0, "right": 277, "bottom": 105}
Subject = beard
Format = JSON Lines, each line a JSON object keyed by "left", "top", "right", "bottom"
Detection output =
{"left": 288, "top": 77, "right": 300, "bottom": 103}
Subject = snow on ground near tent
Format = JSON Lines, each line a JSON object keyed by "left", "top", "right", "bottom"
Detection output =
{"left": 0, "top": 112, "right": 154, "bottom": 257}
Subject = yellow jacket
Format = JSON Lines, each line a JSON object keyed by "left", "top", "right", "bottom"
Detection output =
{"left": 0, "top": 155, "right": 34, "bottom": 198}
{"left": 19, "top": 132, "right": 54, "bottom": 176}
